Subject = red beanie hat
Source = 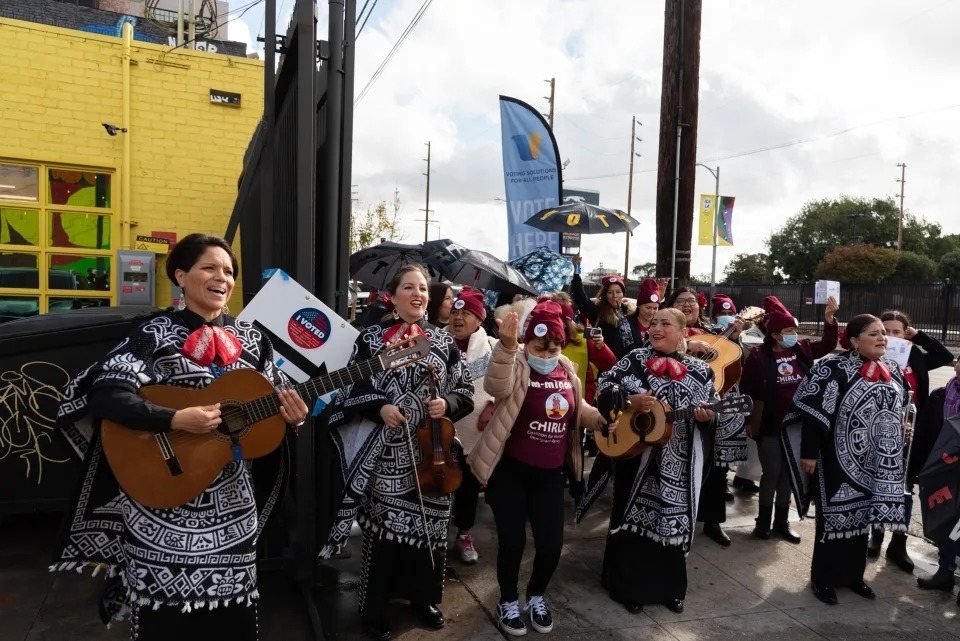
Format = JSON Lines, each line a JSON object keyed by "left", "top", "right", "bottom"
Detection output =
{"left": 523, "top": 300, "right": 567, "bottom": 346}
{"left": 600, "top": 274, "right": 626, "bottom": 292}
{"left": 556, "top": 301, "right": 576, "bottom": 322}
{"left": 637, "top": 278, "right": 662, "bottom": 304}
{"left": 762, "top": 296, "right": 798, "bottom": 335}
{"left": 712, "top": 294, "right": 737, "bottom": 318}
{"left": 452, "top": 286, "right": 486, "bottom": 321}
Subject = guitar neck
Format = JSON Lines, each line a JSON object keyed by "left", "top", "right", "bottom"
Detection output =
{"left": 245, "top": 358, "right": 385, "bottom": 421}
{"left": 666, "top": 400, "right": 723, "bottom": 422}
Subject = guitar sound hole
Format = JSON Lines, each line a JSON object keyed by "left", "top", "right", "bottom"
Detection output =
{"left": 215, "top": 400, "right": 251, "bottom": 441}
{"left": 630, "top": 413, "right": 653, "bottom": 438}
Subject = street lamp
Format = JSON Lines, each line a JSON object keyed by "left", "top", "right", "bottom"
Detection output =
{"left": 697, "top": 163, "right": 720, "bottom": 301}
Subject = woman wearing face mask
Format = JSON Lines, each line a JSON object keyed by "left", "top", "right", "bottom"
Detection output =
{"left": 322, "top": 265, "right": 474, "bottom": 641}
{"left": 570, "top": 254, "right": 641, "bottom": 358}
{"left": 787, "top": 314, "right": 909, "bottom": 605}
{"left": 469, "top": 300, "right": 606, "bottom": 637}
{"left": 865, "top": 309, "right": 953, "bottom": 571}
{"left": 740, "top": 295, "right": 838, "bottom": 543}
{"left": 582, "top": 308, "right": 718, "bottom": 615}
{"left": 912, "top": 356, "right": 960, "bottom": 602}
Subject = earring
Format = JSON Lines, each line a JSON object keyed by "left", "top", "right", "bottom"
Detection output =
{"left": 176, "top": 288, "right": 186, "bottom": 311}
{"left": 392, "top": 308, "right": 400, "bottom": 320}
{"left": 850, "top": 346, "right": 860, "bottom": 358}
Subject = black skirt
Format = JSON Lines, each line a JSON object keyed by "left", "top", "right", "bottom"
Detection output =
{"left": 358, "top": 530, "right": 446, "bottom": 615}
{"left": 604, "top": 532, "right": 688, "bottom": 604}
{"left": 811, "top": 511, "right": 868, "bottom": 587}
{"left": 132, "top": 602, "right": 257, "bottom": 641}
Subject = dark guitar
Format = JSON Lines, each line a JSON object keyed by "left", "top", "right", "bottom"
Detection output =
{"left": 101, "top": 335, "right": 430, "bottom": 509}
{"left": 595, "top": 393, "right": 754, "bottom": 460}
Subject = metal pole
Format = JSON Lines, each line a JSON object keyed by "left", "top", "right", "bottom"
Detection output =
{"left": 260, "top": 0, "right": 276, "bottom": 273}
{"left": 177, "top": 0, "right": 185, "bottom": 46}
{"left": 187, "top": 0, "right": 196, "bottom": 49}
{"left": 897, "top": 162, "right": 907, "bottom": 251}
{"left": 423, "top": 141, "right": 431, "bottom": 242}
{"left": 709, "top": 165, "right": 719, "bottom": 301}
{"left": 320, "top": 0, "right": 344, "bottom": 305}
{"left": 336, "top": 0, "right": 357, "bottom": 317}
{"left": 624, "top": 116, "right": 636, "bottom": 279}
{"left": 670, "top": 124, "right": 682, "bottom": 291}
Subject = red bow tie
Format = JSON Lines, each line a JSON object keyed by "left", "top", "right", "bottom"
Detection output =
{"left": 860, "top": 359, "right": 892, "bottom": 383}
{"left": 181, "top": 325, "right": 242, "bottom": 367}
{"left": 646, "top": 356, "right": 688, "bottom": 381}
{"left": 383, "top": 321, "right": 425, "bottom": 345}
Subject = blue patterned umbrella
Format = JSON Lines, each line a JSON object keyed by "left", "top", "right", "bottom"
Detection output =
{"left": 508, "top": 247, "right": 573, "bottom": 295}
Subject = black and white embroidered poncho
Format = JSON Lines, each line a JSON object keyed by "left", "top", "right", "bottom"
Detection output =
{"left": 53, "top": 310, "right": 289, "bottom": 617}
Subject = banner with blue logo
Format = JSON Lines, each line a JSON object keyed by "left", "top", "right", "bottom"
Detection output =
{"left": 500, "top": 96, "right": 564, "bottom": 260}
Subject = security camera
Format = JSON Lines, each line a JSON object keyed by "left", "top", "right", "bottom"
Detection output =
{"left": 102, "top": 123, "right": 127, "bottom": 136}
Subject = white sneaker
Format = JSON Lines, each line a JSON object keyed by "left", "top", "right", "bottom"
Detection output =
{"left": 457, "top": 532, "right": 479, "bottom": 564}
{"left": 498, "top": 600, "right": 527, "bottom": 636}
{"left": 525, "top": 595, "right": 554, "bottom": 633}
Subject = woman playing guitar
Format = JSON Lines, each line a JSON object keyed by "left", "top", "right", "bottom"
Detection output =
{"left": 54, "top": 234, "right": 310, "bottom": 641}
{"left": 585, "top": 308, "right": 718, "bottom": 616}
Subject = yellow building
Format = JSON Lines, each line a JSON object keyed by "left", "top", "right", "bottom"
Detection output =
{"left": 0, "top": 17, "right": 262, "bottom": 321}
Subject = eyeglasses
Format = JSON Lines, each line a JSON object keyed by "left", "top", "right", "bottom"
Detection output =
{"left": 674, "top": 298, "right": 699, "bottom": 306}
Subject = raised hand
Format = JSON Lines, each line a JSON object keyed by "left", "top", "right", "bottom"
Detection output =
{"left": 500, "top": 311, "right": 520, "bottom": 350}
{"left": 824, "top": 296, "right": 839, "bottom": 324}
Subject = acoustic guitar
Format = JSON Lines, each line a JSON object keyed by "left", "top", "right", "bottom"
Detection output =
{"left": 595, "top": 392, "right": 754, "bottom": 460}
{"left": 101, "top": 335, "right": 430, "bottom": 509}
{"left": 689, "top": 306, "right": 765, "bottom": 395}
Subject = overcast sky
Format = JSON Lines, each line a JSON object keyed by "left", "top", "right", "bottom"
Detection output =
{"left": 229, "top": 0, "right": 960, "bottom": 281}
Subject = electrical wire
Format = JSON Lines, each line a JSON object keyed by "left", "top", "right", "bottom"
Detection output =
{"left": 566, "top": 101, "right": 960, "bottom": 182}
{"left": 357, "top": 0, "right": 372, "bottom": 26}
{"left": 357, "top": 0, "right": 380, "bottom": 37}
{"left": 355, "top": 0, "right": 435, "bottom": 105}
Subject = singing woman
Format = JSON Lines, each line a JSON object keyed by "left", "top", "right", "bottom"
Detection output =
{"left": 53, "top": 233, "right": 309, "bottom": 641}
{"left": 321, "top": 264, "right": 474, "bottom": 641}
{"left": 787, "top": 314, "right": 909, "bottom": 605}
{"left": 586, "top": 308, "right": 718, "bottom": 615}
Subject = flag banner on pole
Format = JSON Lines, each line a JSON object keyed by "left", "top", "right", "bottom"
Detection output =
{"left": 500, "top": 96, "right": 563, "bottom": 260}
{"left": 698, "top": 194, "right": 717, "bottom": 245}
{"left": 717, "top": 196, "right": 735, "bottom": 246}
{"left": 698, "top": 194, "right": 734, "bottom": 246}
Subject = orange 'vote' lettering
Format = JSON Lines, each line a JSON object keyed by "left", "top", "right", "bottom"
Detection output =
{"left": 566, "top": 214, "right": 580, "bottom": 226}
{"left": 595, "top": 214, "right": 609, "bottom": 227}
{"left": 539, "top": 210, "right": 558, "bottom": 220}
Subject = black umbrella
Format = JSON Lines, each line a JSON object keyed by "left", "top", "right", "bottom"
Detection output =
{"left": 918, "top": 415, "right": 960, "bottom": 550}
{"left": 421, "top": 238, "right": 472, "bottom": 282}
{"left": 422, "top": 239, "right": 537, "bottom": 297}
{"left": 348, "top": 241, "right": 430, "bottom": 290}
{"left": 525, "top": 202, "right": 640, "bottom": 234}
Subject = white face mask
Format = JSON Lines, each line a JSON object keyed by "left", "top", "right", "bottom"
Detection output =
{"left": 716, "top": 315, "right": 735, "bottom": 327}
{"left": 527, "top": 354, "right": 559, "bottom": 375}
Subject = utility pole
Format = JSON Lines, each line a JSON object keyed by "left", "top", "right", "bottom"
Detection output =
{"left": 655, "top": 0, "right": 702, "bottom": 290}
{"left": 897, "top": 162, "right": 907, "bottom": 251}
{"left": 624, "top": 116, "right": 642, "bottom": 278}
{"left": 187, "top": 0, "right": 196, "bottom": 48}
{"left": 544, "top": 78, "right": 555, "bottom": 128}
{"left": 420, "top": 141, "right": 432, "bottom": 242}
{"left": 697, "top": 163, "right": 720, "bottom": 301}
{"left": 177, "top": 0, "right": 185, "bottom": 46}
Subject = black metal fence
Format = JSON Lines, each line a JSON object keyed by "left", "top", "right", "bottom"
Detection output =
{"left": 588, "top": 280, "right": 960, "bottom": 344}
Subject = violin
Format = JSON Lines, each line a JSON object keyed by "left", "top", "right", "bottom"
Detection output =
{"left": 416, "top": 365, "right": 462, "bottom": 496}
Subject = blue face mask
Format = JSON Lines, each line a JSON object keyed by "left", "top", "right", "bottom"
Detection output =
{"left": 716, "top": 315, "right": 735, "bottom": 327}
{"left": 778, "top": 333, "right": 799, "bottom": 348}
{"left": 527, "top": 354, "right": 559, "bottom": 375}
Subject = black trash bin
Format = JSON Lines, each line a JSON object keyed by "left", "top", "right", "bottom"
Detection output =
{"left": 0, "top": 306, "right": 160, "bottom": 515}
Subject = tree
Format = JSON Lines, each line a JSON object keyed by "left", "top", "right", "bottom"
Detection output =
{"left": 349, "top": 189, "right": 405, "bottom": 253}
{"left": 813, "top": 245, "right": 899, "bottom": 284}
{"left": 722, "top": 252, "right": 776, "bottom": 285}
{"left": 890, "top": 251, "right": 937, "bottom": 282}
{"left": 767, "top": 196, "right": 949, "bottom": 282}
{"left": 631, "top": 262, "right": 657, "bottom": 278}
{"left": 939, "top": 250, "right": 960, "bottom": 282}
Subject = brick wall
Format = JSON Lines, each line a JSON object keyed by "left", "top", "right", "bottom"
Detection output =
{"left": 0, "top": 18, "right": 263, "bottom": 310}
{"left": 0, "top": 0, "right": 248, "bottom": 57}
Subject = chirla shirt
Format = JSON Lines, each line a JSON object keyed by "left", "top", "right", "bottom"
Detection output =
{"left": 502, "top": 364, "right": 575, "bottom": 469}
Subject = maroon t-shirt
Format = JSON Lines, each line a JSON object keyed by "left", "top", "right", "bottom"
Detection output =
{"left": 768, "top": 350, "right": 806, "bottom": 422}
{"left": 503, "top": 364, "right": 575, "bottom": 469}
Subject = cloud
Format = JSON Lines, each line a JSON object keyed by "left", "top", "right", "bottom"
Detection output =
{"left": 333, "top": 0, "right": 960, "bottom": 282}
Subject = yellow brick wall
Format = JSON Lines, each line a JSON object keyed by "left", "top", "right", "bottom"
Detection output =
{"left": 0, "top": 18, "right": 262, "bottom": 311}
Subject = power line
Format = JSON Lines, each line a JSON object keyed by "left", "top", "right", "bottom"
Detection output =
{"left": 567, "top": 100, "right": 960, "bottom": 182}
{"left": 355, "top": 0, "right": 435, "bottom": 105}
{"left": 357, "top": 0, "right": 379, "bottom": 36}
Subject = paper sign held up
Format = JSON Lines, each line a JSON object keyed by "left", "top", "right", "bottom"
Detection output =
{"left": 814, "top": 280, "right": 840, "bottom": 305}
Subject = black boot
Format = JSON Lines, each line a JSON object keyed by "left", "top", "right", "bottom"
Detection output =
{"left": 754, "top": 504, "right": 772, "bottom": 540}
{"left": 866, "top": 529, "right": 883, "bottom": 558}
{"left": 917, "top": 567, "right": 956, "bottom": 592}
{"left": 773, "top": 504, "right": 801, "bottom": 544}
{"left": 885, "top": 533, "right": 914, "bottom": 573}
